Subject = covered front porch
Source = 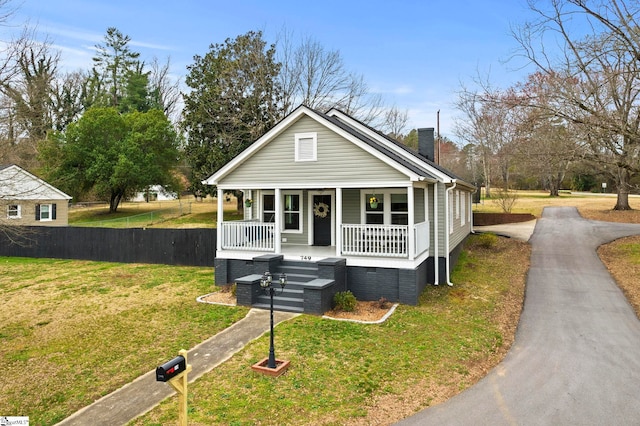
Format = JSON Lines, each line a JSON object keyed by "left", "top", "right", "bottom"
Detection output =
{"left": 215, "top": 185, "right": 432, "bottom": 264}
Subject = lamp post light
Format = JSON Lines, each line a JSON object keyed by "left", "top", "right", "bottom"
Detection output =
{"left": 259, "top": 271, "right": 287, "bottom": 368}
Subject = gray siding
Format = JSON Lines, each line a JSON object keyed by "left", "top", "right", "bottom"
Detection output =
{"left": 413, "top": 187, "right": 425, "bottom": 223}
{"left": 221, "top": 116, "right": 408, "bottom": 187}
{"left": 342, "top": 189, "right": 360, "bottom": 224}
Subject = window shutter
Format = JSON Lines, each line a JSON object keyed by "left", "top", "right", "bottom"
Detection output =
{"left": 52, "top": 204, "right": 57, "bottom": 220}
{"left": 35, "top": 204, "right": 40, "bottom": 221}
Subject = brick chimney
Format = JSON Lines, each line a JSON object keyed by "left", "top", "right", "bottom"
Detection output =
{"left": 418, "top": 127, "right": 435, "bottom": 162}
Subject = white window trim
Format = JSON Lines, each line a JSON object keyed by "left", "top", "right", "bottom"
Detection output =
{"left": 282, "top": 190, "right": 303, "bottom": 234}
{"left": 294, "top": 132, "right": 317, "bottom": 162}
{"left": 39, "top": 203, "right": 53, "bottom": 222}
{"left": 260, "top": 190, "right": 275, "bottom": 223}
{"left": 7, "top": 204, "right": 21, "bottom": 219}
{"left": 461, "top": 191, "right": 466, "bottom": 226}
{"left": 449, "top": 195, "right": 454, "bottom": 234}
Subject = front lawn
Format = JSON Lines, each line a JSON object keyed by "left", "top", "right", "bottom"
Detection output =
{"left": 130, "top": 235, "right": 530, "bottom": 425}
{"left": 0, "top": 258, "right": 248, "bottom": 425}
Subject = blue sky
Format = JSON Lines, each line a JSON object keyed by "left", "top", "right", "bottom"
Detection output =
{"left": 10, "top": 0, "right": 538, "bottom": 140}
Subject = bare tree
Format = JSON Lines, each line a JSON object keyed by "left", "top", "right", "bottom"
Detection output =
{"left": 148, "top": 56, "right": 182, "bottom": 122}
{"left": 455, "top": 85, "right": 520, "bottom": 197}
{"left": 514, "top": 0, "right": 640, "bottom": 209}
{"left": 383, "top": 105, "right": 409, "bottom": 140}
{"left": 276, "top": 30, "right": 384, "bottom": 125}
{"left": 511, "top": 72, "right": 579, "bottom": 196}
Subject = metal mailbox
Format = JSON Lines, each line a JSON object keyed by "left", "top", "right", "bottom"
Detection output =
{"left": 156, "top": 355, "right": 186, "bottom": 382}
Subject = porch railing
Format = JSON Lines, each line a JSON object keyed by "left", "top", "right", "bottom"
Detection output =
{"left": 220, "top": 220, "right": 275, "bottom": 251}
{"left": 341, "top": 224, "right": 408, "bottom": 257}
{"left": 414, "top": 220, "right": 430, "bottom": 256}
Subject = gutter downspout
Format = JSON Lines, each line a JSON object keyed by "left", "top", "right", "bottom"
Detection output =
{"left": 433, "top": 182, "right": 439, "bottom": 285}
{"left": 445, "top": 180, "right": 457, "bottom": 286}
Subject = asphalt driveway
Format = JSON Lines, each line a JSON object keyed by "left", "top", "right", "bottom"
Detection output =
{"left": 397, "top": 206, "right": 640, "bottom": 425}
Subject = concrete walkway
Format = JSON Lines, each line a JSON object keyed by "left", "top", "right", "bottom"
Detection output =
{"left": 397, "top": 207, "right": 640, "bottom": 425}
{"left": 474, "top": 219, "right": 537, "bottom": 242}
{"left": 55, "top": 309, "right": 298, "bottom": 426}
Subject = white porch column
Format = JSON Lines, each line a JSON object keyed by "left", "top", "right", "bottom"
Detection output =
{"left": 335, "top": 187, "right": 342, "bottom": 257}
{"left": 275, "top": 188, "right": 282, "bottom": 253}
{"left": 407, "top": 185, "right": 415, "bottom": 260}
{"left": 216, "top": 188, "right": 223, "bottom": 251}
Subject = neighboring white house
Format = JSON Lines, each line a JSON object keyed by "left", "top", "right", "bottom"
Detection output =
{"left": 0, "top": 164, "right": 72, "bottom": 226}
{"left": 203, "top": 105, "right": 475, "bottom": 314}
{"left": 129, "top": 185, "right": 178, "bottom": 202}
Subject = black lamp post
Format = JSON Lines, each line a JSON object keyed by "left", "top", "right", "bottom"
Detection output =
{"left": 259, "top": 271, "right": 287, "bottom": 368}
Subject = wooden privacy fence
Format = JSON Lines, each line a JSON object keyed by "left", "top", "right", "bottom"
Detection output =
{"left": 0, "top": 226, "right": 217, "bottom": 266}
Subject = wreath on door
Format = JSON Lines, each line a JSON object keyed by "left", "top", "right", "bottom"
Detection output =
{"left": 313, "top": 202, "right": 329, "bottom": 218}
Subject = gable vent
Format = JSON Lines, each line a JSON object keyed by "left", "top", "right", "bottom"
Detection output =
{"left": 295, "top": 132, "right": 317, "bottom": 162}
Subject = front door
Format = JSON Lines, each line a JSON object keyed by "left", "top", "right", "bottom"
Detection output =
{"left": 312, "top": 194, "right": 332, "bottom": 246}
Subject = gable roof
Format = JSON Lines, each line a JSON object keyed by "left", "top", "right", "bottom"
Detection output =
{"left": 0, "top": 164, "right": 73, "bottom": 200}
{"left": 204, "top": 105, "right": 474, "bottom": 190}
{"left": 325, "top": 108, "right": 473, "bottom": 188}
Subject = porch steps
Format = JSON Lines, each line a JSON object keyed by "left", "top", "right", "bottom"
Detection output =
{"left": 253, "top": 260, "right": 318, "bottom": 313}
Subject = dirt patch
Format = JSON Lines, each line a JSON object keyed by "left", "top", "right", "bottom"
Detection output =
{"left": 579, "top": 208, "right": 640, "bottom": 224}
{"left": 200, "top": 291, "right": 237, "bottom": 305}
{"left": 199, "top": 293, "right": 395, "bottom": 322}
{"left": 323, "top": 301, "right": 395, "bottom": 322}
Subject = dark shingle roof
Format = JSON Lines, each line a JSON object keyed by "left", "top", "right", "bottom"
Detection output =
{"left": 317, "top": 108, "right": 472, "bottom": 187}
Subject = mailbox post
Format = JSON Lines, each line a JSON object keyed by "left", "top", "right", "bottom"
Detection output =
{"left": 156, "top": 349, "right": 193, "bottom": 426}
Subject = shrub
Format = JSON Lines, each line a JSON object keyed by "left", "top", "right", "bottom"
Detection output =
{"left": 493, "top": 187, "right": 519, "bottom": 213}
{"left": 334, "top": 290, "right": 357, "bottom": 312}
{"left": 473, "top": 233, "right": 499, "bottom": 249}
{"left": 221, "top": 283, "right": 237, "bottom": 297}
{"left": 376, "top": 297, "right": 390, "bottom": 309}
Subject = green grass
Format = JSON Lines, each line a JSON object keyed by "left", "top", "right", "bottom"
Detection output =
{"left": 0, "top": 258, "right": 248, "bottom": 425}
{"left": 68, "top": 199, "right": 243, "bottom": 228}
{"left": 130, "top": 235, "right": 530, "bottom": 425}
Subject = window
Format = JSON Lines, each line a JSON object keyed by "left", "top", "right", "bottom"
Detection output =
{"left": 455, "top": 190, "right": 460, "bottom": 219}
{"left": 390, "top": 193, "right": 408, "bottom": 225}
{"left": 365, "top": 193, "right": 384, "bottom": 224}
{"left": 364, "top": 191, "right": 408, "bottom": 225}
{"left": 461, "top": 192, "right": 466, "bottom": 225}
{"left": 295, "top": 132, "right": 317, "bottom": 162}
{"left": 36, "top": 203, "right": 56, "bottom": 222}
{"left": 7, "top": 204, "right": 21, "bottom": 219}
{"left": 283, "top": 192, "right": 301, "bottom": 232}
{"left": 262, "top": 194, "right": 275, "bottom": 223}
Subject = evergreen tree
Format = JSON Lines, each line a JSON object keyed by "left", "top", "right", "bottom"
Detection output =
{"left": 182, "top": 31, "right": 282, "bottom": 196}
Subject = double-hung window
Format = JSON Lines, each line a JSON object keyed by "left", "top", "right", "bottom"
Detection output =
{"left": 36, "top": 203, "right": 56, "bottom": 221}
{"left": 364, "top": 191, "right": 409, "bottom": 225}
{"left": 390, "top": 194, "right": 408, "bottom": 225}
{"left": 7, "top": 204, "right": 21, "bottom": 219}
{"left": 283, "top": 192, "right": 302, "bottom": 232}
{"left": 262, "top": 193, "right": 275, "bottom": 223}
{"left": 365, "top": 193, "right": 384, "bottom": 224}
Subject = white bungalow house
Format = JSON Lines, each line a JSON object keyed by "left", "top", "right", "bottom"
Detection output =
{"left": 0, "top": 164, "right": 73, "bottom": 226}
{"left": 203, "top": 105, "right": 475, "bottom": 314}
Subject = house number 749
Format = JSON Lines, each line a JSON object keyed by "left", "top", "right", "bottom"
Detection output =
{"left": 301, "top": 256, "right": 312, "bottom": 261}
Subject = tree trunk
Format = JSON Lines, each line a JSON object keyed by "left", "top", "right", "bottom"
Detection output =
{"left": 110, "top": 190, "right": 124, "bottom": 213}
{"left": 613, "top": 168, "right": 632, "bottom": 211}
{"left": 236, "top": 192, "right": 244, "bottom": 212}
{"left": 482, "top": 153, "right": 492, "bottom": 199}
